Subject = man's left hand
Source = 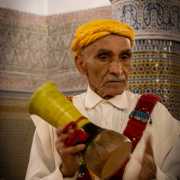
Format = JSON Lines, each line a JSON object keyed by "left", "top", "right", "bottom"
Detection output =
{"left": 139, "top": 136, "right": 156, "bottom": 180}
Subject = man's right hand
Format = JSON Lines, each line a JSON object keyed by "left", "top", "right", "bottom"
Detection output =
{"left": 55, "top": 127, "right": 86, "bottom": 177}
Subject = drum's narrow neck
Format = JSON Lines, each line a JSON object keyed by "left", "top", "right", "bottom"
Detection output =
{"left": 82, "top": 122, "right": 103, "bottom": 144}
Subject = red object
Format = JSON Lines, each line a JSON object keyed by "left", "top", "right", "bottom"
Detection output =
{"left": 62, "top": 121, "right": 89, "bottom": 147}
{"left": 64, "top": 128, "right": 89, "bottom": 146}
{"left": 109, "top": 93, "right": 160, "bottom": 179}
{"left": 62, "top": 116, "right": 89, "bottom": 146}
{"left": 63, "top": 97, "right": 92, "bottom": 179}
{"left": 124, "top": 94, "right": 160, "bottom": 149}
{"left": 62, "top": 121, "right": 77, "bottom": 133}
{"left": 64, "top": 94, "right": 160, "bottom": 179}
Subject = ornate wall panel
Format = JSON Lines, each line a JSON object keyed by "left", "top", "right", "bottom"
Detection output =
{"left": 0, "top": 6, "right": 112, "bottom": 180}
{"left": 0, "top": 6, "right": 112, "bottom": 93}
{"left": 0, "top": 8, "right": 49, "bottom": 92}
{"left": 111, "top": 0, "right": 180, "bottom": 119}
{"left": 47, "top": 6, "right": 112, "bottom": 93}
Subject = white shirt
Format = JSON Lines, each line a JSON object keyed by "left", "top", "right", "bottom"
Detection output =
{"left": 73, "top": 87, "right": 139, "bottom": 134}
{"left": 26, "top": 87, "right": 180, "bottom": 180}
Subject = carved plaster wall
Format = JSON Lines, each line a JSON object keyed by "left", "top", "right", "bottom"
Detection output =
{"left": 47, "top": 7, "right": 112, "bottom": 93}
{"left": 0, "top": 8, "right": 48, "bottom": 92}
{"left": 0, "top": 6, "right": 112, "bottom": 94}
{"left": 0, "top": 6, "right": 112, "bottom": 180}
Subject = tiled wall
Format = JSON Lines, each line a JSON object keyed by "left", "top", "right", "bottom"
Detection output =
{"left": 112, "top": 0, "right": 180, "bottom": 119}
{"left": 0, "top": 3, "right": 180, "bottom": 179}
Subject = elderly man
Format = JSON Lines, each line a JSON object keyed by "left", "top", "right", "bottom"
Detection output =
{"left": 26, "top": 19, "right": 180, "bottom": 180}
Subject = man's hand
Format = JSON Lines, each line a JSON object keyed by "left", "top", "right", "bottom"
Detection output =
{"left": 55, "top": 127, "right": 86, "bottom": 177}
{"left": 139, "top": 153, "right": 156, "bottom": 180}
{"left": 139, "top": 136, "right": 156, "bottom": 180}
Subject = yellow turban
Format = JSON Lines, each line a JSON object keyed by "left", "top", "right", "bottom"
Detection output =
{"left": 71, "top": 19, "right": 135, "bottom": 57}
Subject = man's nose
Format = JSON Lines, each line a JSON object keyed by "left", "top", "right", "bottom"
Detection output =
{"left": 109, "top": 61, "right": 123, "bottom": 75}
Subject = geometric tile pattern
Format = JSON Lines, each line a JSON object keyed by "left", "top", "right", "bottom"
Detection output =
{"left": 111, "top": 0, "right": 180, "bottom": 119}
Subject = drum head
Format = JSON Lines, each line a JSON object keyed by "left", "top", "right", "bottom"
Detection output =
{"left": 84, "top": 130, "right": 132, "bottom": 179}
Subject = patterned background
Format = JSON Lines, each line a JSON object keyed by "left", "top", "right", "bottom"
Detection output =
{"left": 0, "top": 6, "right": 112, "bottom": 93}
{"left": 0, "top": 6, "right": 112, "bottom": 180}
{"left": 112, "top": 0, "right": 180, "bottom": 119}
{"left": 0, "top": 1, "right": 180, "bottom": 179}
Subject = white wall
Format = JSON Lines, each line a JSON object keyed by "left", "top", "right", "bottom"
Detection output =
{"left": 48, "top": 0, "right": 111, "bottom": 14}
{"left": 0, "top": 0, "right": 110, "bottom": 15}
{"left": 0, "top": 0, "right": 47, "bottom": 15}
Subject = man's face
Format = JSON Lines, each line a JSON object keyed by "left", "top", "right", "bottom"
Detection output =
{"left": 76, "top": 35, "right": 132, "bottom": 99}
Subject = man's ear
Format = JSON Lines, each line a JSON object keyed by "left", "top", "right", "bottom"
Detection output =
{"left": 74, "top": 55, "right": 87, "bottom": 75}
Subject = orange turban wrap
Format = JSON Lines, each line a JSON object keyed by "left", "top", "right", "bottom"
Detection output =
{"left": 71, "top": 19, "right": 135, "bottom": 57}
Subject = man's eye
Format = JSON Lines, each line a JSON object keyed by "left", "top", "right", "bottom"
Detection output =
{"left": 97, "top": 53, "right": 109, "bottom": 61}
{"left": 122, "top": 55, "right": 129, "bottom": 59}
{"left": 121, "top": 53, "right": 132, "bottom": 60}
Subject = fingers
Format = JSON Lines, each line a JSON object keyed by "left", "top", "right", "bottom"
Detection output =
{"left": 144, "top": 135, "right": 153, "bottom": 156}
{"left": 139, "top": 135, "right": 156, "bottom": 180}
{"left": 139, "top": 153, "right": 156, "bottom": 180}
{"left": 56, "top": 138, "right": 85, "bottom": 157}
{"left": 61, "top": 144, "right": 86, "bottom": 155}
{"left": 56, "top": 130, "right": 85, "bottom": 152}
{"left": 55, "top": 126, "right": 85, "bottom": 176}
{"left": 57, "top": 133, "right": 68, "bottom": 143}
{"left": 56, "top": 127, "right": 63, "bottom": 136}
{"left": 56, "top": 126, "right": 75, "bottom": 137}
{"left": 56, "top": 127, "right": 75, "bottom": 145}
{"left": 55, "top": 127, "right": 86, "bottom": 156}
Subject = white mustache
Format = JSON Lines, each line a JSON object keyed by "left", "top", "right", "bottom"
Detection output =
{"left": 106, "top": 75, "right": 126, "bottom": 82}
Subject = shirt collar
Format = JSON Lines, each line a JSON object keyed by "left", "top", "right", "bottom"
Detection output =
{"left": 85, "top": 86, "right": 129, "bottom": 110}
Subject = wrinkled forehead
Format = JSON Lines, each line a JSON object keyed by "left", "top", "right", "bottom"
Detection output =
{"left": 80, "top": 34, "right": 132, "bottom": 56}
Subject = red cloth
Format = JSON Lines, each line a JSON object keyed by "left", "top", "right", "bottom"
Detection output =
{"left": 110, "top": 94, "right": 160, "bottom": 179}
